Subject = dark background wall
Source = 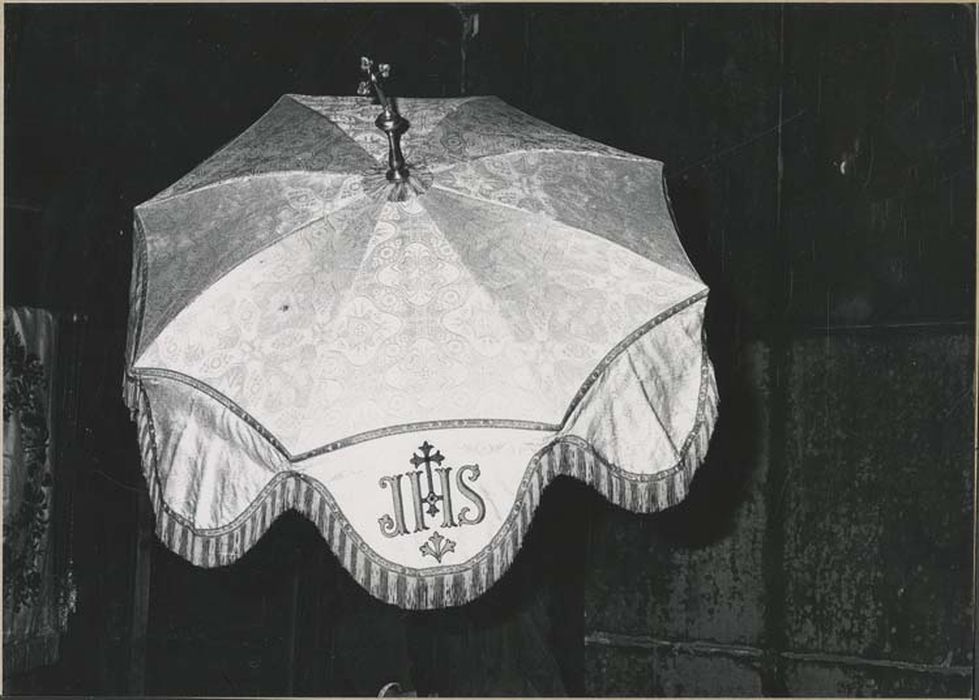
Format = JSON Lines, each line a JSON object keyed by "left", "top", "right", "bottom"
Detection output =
{"left": 4, "top": 3, "right": 975, "bottom": 696}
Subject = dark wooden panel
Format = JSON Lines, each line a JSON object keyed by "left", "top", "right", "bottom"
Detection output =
{"left": 782, "top": 330, "right": 974, "bottom": 664}
{"left": 585, "top": 642, "right": 763, "bottom": 696}
{"left": 473, "top": 5, "right": 784, "bottom": 332}
{"left": 780, "top": 5, "right": 976, "bottom": 327}
{"left": 404, "top": 477, "right": 592, "bottom": 697}
{"left": 785, "top": 659, "right": 972, "bottom": 697}
{"left": 5, "top": 4, "right": 975, "bottom": 697}
{"left": 145, "top": 514, "right": 313, "bottom": 696}
{"left": 4, "top": 3, "right": 467, "bottom": 322}
{"left": 584, "top": 342, "right": 770, "bottom": 646}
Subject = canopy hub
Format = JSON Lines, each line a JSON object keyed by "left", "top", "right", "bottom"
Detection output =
{"left": 358, "top": 56, "right": 412, "bottom": 190}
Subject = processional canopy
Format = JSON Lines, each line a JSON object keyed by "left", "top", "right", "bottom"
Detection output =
{"left": 124, "top": 59, "right": 718, "bottom": 608}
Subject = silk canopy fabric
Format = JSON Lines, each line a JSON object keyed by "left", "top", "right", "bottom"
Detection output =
{"left": 124, "top": 95, "right": 718, "bottom": 609}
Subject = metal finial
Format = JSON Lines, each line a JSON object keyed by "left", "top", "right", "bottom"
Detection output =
{"left": 359, "top": 56, "right": 410, "bottom": 183}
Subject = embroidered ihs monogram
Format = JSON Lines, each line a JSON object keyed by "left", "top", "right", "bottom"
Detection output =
{"left": 377, "top": 441, "right": 486, "bottom": 549}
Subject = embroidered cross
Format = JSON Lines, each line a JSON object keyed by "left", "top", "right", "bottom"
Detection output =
{"left": 410, "top": 441, "right": 444, "bottom": 516}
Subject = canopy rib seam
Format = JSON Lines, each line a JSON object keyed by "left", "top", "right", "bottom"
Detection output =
{"left": 561, "top": 291, "right": 709, "bottom": 426}
{"left": 288, "top": 93, "right": 487, "bottom": 151}
{"left": 623, "top": 346, "right": 683, "bottom": 460}
{"left": 428, "top": 182, "right": 698, "bottom": 284}
{"left": 133, "top": 198, "right": 380, "bottom": 358}
{"left": 143, "top": 170, "right": 367, "bottom": 207}
{"left": 148, "top": 95, "right": 292, "bottom": 201}
{"left": 429, "top": 147, "right": 650, "bottom": 171}
{"left": 282, "top": 94, "right": 381, "bottom": 165}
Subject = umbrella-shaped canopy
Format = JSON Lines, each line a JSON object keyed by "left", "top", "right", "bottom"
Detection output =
{"left": 124, "top": 78, "right": 718, "bottom": 609}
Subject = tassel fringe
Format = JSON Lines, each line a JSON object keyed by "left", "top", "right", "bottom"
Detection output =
{"left": 131, "top": 346, "right": 718, "bottom": 610}
{"left": 361, "top": 164, "right": 433, "bottom": 203}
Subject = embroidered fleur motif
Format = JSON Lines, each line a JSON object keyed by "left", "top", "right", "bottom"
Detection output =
{"left": 419, "top": 530, "right": 456, "bottom": 563}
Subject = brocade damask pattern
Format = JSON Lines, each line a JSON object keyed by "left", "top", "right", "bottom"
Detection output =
{"left": 290, "top": 95, "right": 478, "bottom": 165}
{"left": 412, "top": 96, "right": 643, "bottom": 167}
{"left": 155, "top": 97, "right": 377, "bottom": 200}
{"left": 432, "top": 153, "right": 695, "bottom": 276}
{"left": 126, "top": 93, "right": 718, "bottom": 608}
{"left": 138, "top": 189, "right": 703, "bottom": 455}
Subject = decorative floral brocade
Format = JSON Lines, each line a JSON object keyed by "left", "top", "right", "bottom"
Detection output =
{"left": 125, "top": 93, "right": 720, "bottom": 609}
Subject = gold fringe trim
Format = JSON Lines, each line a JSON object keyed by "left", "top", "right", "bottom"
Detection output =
{"left": 131, "top": 353, "right": 718, "bottom": 609}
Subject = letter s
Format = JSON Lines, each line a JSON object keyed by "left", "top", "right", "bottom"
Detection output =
{"left": 455, "top": 464, "right": 485, "bottom": 526}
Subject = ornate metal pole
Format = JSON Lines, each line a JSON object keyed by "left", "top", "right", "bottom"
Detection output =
{"left": 358, "top": 56, "right": 410, "bottom": 183}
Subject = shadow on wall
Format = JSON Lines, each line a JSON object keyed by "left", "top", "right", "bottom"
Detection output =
{"left": 633, "top": 167, "right": 764, "bottom": 550}
{"left": 650, "top": 296, "right": 762, "bottom": 549}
